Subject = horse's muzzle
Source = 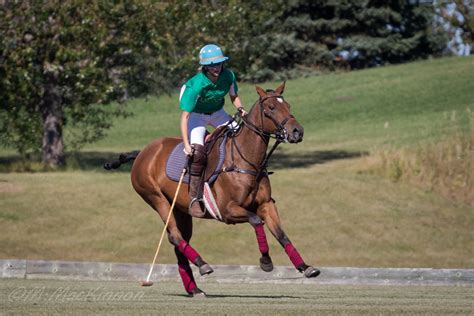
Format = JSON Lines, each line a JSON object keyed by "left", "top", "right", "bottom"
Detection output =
{"left": 288, "top": 126, "right": 304, "bottom": 143}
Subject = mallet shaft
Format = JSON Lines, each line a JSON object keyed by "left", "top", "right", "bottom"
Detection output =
{"left": 143, "top": 165, "right": 187, "bottom": 284}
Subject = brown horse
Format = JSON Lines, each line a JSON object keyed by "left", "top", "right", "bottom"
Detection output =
{"left": 105, "top": 82, "right": 320, "bottom": 297}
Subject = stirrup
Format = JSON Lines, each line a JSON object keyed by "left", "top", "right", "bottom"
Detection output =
{"left": 189, "top": 198, "right": 206, "bottom": 217}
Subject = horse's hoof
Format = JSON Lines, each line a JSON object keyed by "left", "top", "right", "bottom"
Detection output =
{"left": 190, "top": 288, "right": 207, "bottom": 298}
{"left": 199, "top": 263, "right": 214, "bottom": 276}
{"left": 259, "top": 256, "right": 273, "bottom": 272}
{"left": 304, "top": 266, "right": 321, "bottom": 278}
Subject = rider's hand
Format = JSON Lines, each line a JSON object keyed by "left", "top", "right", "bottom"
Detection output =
{"left": 183, "top": 143, "right": 193, "bottom": 156}
{"left": 238, "top": 107, "right": 248, "bottom": 117}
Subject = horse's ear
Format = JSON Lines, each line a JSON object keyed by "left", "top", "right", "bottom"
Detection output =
{"left": 255, "top": 85, "right": 266, "bottom": 97}
{"left": 275, "top": 81, "right": 286, "bottom": 95}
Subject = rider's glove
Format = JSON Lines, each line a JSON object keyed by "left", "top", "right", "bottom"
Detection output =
{"left": 238, "top": 107, "right": 248, "bottom": 116}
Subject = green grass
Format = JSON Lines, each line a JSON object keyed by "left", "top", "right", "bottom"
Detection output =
{"left": 1, "top": 279, "right": 472, "bottom": 315}
{"left": 1, "top": 56, "right": 473, "bottom": 268}
{"left": 77, "top": 56, "right": 474, "bottom": 152}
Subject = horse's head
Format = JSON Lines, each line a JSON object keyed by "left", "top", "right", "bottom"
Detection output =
{"left": 247, "top": 82, "right": 304, "bottom": 143}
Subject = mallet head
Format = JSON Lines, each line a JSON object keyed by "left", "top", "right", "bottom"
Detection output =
{"left": 140, "top": 280, "right": 154, "bottom": 287}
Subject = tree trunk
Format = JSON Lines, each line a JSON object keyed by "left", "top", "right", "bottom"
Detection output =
{"left": 42, "top": 83, "right": 65, "bottom": 167}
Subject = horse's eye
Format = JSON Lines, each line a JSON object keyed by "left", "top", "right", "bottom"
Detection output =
{"left": 268, "top": 105, "right": 275, "bottom": 111}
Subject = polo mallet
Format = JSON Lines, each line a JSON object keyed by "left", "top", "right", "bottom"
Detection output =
{"left": 141, "top": 158, "right": 189, "bottom": 287}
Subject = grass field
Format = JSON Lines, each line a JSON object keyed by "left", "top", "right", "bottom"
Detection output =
{"left": 1, "top": 56, "right": 473, "bottom": 268}
{"left": 1, "top": 279, "right": 472, "bottom": 315}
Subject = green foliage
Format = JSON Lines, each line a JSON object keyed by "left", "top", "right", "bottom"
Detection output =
{"left": 270, "top": 0, "right": 447, "bottom": 71}
{"left": 0, "top": 1, "right": 169, "bottom": 159}
{"left": 158, "top": 0, "right": 283, "bottom": 82}
{"left": 0, "top": 0, "right": 454, "bottom": 163}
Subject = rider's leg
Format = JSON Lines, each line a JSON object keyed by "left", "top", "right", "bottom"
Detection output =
{"left": 188, "top": 143, "right": 206, "bottom": 217}
{"left": 188, "top": 116, "right": 207, "bottom": 217}
{"left": 210, "top": 108, "right": 236, "bottom": 129}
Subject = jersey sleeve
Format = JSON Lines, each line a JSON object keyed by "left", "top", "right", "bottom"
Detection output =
{"left": 229, "top": 70, "right": 238, "bottom": 96}
{"left": 179, "top": 84, "right": 199, "bottom": 112}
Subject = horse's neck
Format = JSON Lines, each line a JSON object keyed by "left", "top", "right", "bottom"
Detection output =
{"left": 232, "top": 124, "right": 269, "bottom": 169}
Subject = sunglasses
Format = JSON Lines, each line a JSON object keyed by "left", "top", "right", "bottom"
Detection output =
{"left": 207, "top": 63, "right": 223, "bottom": 68}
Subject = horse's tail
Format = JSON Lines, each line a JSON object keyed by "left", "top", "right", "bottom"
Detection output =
{"left": 103, "top": 150, "right": 140, "bottom": 170}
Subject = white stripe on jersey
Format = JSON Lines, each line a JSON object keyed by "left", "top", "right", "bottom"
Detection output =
{"left": 179, "top": 85, "right": 186, "bottom": 101}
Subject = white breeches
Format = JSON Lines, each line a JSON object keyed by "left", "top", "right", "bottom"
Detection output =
{"left": 188, "top": 108, "right": 238, "bottom": 145}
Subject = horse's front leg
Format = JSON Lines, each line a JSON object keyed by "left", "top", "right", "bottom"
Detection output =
{"left": 258, "top": 200, "right": 320, "bottom": 278}
{"left": 223, "top": 201, "right": 273, "bottom": 272}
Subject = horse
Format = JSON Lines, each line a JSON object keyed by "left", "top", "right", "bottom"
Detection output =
{"left": 105, "top": 82, "right": 320, "bottom": 297}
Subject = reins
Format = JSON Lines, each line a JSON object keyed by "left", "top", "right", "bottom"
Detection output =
{"left": 222, "top": 94, "right": 293, "bottom": 182}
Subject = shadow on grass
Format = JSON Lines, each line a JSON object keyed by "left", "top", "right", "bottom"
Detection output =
{"left": 166, "top": 293, "right": 302, "bottom": 299}
{"left": 269, "top": 149, "right": 367, "bottom": 169}
{"left": 0, "top": 149, "right": 366, "bottom": 173}
{"left": 0, "top": 151, "right": 133, "bottom": 173}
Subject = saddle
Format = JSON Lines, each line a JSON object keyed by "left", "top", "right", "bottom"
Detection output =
{"left": 165, "top": 125, "right": 233, "bottom": 185}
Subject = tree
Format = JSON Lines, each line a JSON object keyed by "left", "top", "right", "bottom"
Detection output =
{"left": 157, "top": 0, "right": 283, "bottom": 82}
{"left": 246, "top": 0, "right": 447, "bottom": 74}
{"left": 0, "top": 1, "right": 169, "bottom": 167}
{"left": 1, "top": 1, "right": 452, "bottom": 166}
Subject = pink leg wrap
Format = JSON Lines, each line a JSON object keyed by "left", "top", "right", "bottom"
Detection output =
{"left": 178, "top": 240, "right": 200, "bottom": 264}
{"left": 254, "top": 223, "right": 269, "bottom": 254}
{"left": 284, "top": 243, "right": 305, "bottom": 269}
{"left": 178, "top": 262, "right": 197, "bottom": 294}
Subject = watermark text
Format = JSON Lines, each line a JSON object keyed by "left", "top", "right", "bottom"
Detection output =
{"left": 8, "top": 286, "right": 145, "bottom": 302}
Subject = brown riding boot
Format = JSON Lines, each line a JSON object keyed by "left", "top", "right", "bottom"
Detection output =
{"left": 188, "top": 144, "right": 206, "bottom": 218}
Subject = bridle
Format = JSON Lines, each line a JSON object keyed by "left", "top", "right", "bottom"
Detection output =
{"left": 242, "top": 94, "right": 295, "bottom": 143}
{"left": 223, "top": 94, "right": 295, "bottom": 182}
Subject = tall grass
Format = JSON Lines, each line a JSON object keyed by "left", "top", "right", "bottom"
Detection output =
{"left": 364, "top": 110, "right": 473, "bottom": 205}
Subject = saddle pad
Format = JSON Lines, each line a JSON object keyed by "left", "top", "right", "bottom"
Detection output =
{"left": 165, "top": 136, "right": 228, "bottom": 185}
{"left": 165, "top": 143, "right": 190, "bottom": 184}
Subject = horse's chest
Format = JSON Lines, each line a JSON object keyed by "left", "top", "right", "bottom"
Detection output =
{"left": 218, "top": 181, "right": 260, "bottom": 211}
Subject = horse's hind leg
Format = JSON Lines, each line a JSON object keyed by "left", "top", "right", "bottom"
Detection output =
{"left": 172, "top": 211, "right": 207, "bottom": 297}
{"left": 258, "top": 200, "right": 320, "bottom": 278}
{"left": 167, "top": 208, "right": 213, "bottom": 278}
{"left": 174, "top": 248, "right": 198, "bottom": 295}
{"left": 140, "top": 192, "right": 213, "bottom": 295}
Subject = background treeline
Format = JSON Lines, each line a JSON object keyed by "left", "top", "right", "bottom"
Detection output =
{"left": 0, "top": 0, "right": 472, "bottom": 165}
{"left": 158, "top": 0, "right": 471, "bottom": 82}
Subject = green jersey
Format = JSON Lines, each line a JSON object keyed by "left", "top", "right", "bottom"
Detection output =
{"left": 179, "top": 69, "right": 238, "bottom": 113}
